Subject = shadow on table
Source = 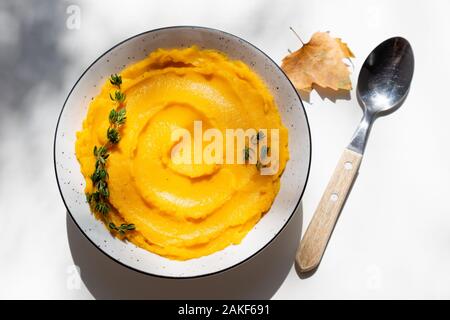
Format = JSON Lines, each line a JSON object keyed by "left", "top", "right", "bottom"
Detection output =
{"left": 67, "top": 204, "right": 303, "bottom": 299}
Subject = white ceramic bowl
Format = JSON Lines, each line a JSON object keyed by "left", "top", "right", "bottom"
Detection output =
{"left": 54, "top": 26, "right": 311, "bottom": 278}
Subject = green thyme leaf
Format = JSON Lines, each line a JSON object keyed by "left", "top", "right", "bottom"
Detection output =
{"left": 95, "top": 201, "right": 109, "bottom": 215}
{"left": 107, "top": 127, "right": 120, "bottom": 144}
{"left": 99, "top": 168, "right": 108, "bottom": 180}
{"left": 88, "top": 73, "right": 134, "bottom": 230}
{"left": 109, "top": 109, "right": 118, "bottom": 123}
{"left": 109, "top": 222, "right": 135, "bottom": 234}
{"left": 96, "top": 180, "right": 109, "bottom": 198}
{"left": 116, "top": 108, "right": 126, "bottom": 125}
{"left": 109, "top": 74, "right": 122, "bottom": 88}
{"left": 243, "top": 146, "right": 254, "bottom": 162}
{"left": 97, "top": 145, "right": 108, "bottom": 156}
{"left": 110, "top": 90, "right": 126, "bottom": 103}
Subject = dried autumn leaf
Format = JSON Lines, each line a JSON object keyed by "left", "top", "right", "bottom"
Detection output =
{"left": 281, "top": 31, "right": 354, "bottom": 92}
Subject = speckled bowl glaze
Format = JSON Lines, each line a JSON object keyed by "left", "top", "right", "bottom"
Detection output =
{"left": 54, "top": 26, "right": 311, "bottom": 278}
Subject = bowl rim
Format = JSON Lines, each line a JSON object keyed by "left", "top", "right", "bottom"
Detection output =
{"left": 54, "top": 25, "right": 312, "bottom": 279}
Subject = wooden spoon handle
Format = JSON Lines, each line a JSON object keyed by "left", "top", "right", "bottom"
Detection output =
{"left": 297, "top": 148, "right": 362, "bottom": 272}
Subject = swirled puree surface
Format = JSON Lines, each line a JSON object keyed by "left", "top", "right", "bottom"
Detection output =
{"left": 76, "top": 47, "right": 289, "bottom": 260}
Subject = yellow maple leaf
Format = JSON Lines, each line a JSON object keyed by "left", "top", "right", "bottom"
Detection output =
{"left": 281, "top": 31, "right": 354, "bottom": 92}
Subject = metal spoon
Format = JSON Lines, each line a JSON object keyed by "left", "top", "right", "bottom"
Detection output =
{"left": 297, "top": 37, "right": 414, "bottom": 272}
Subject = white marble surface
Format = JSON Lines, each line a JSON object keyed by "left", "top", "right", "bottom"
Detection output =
{"left": 1, "top": 0, "right": 449, "bottom": 299}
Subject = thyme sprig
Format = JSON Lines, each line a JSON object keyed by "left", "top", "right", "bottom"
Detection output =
{"left": 244, "top": 131, "right": 270, "bottom": 170}
{"left": 86, "top": 74, "right": 135, "bottom": 235}
{"left": 109, "top": 222, "right": 136, "bottom": 235}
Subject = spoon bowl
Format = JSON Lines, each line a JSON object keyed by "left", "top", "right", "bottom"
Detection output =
{"left": 357, "top": 37, "right": 414, "bottom": 117}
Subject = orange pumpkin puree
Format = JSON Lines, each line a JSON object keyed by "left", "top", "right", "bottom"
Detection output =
{"left": 75, "top": 47, "right": 289, "bottom": 260}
